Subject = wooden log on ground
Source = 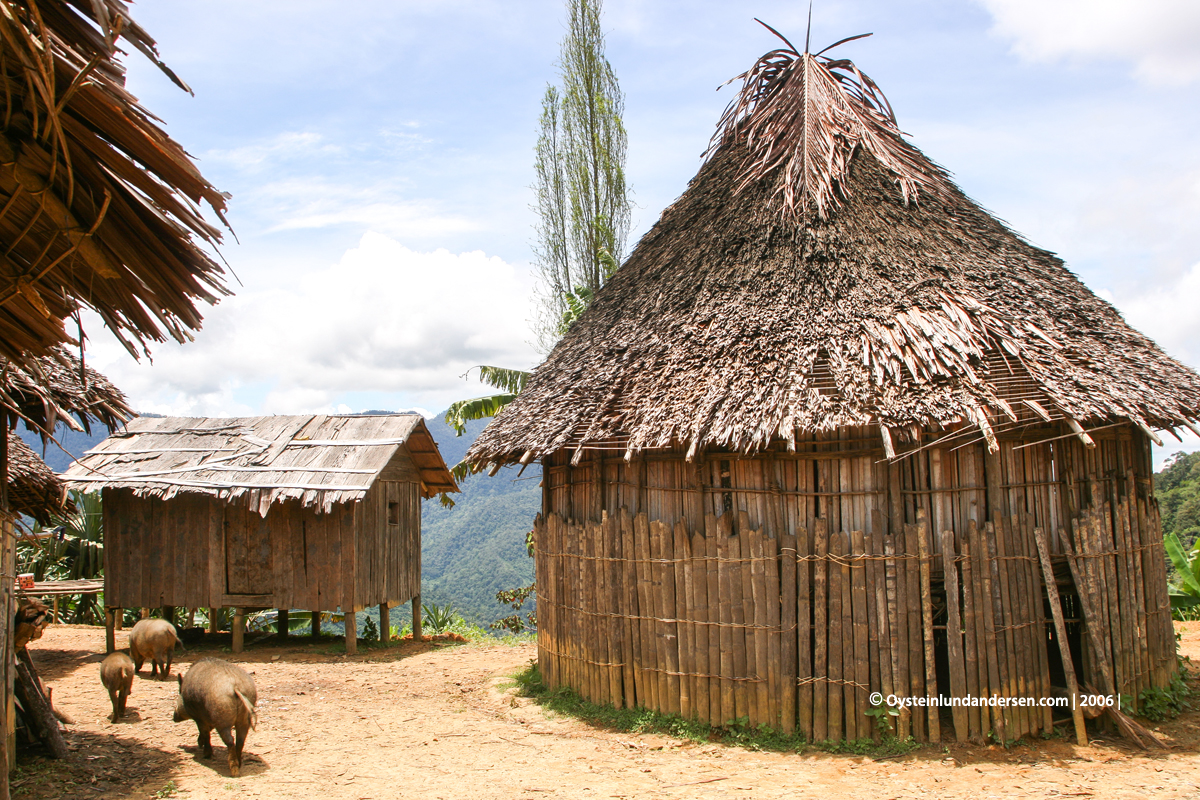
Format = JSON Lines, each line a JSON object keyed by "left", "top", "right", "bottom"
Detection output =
{"left": 14, "top": 651, "right": 67, "bottom": 759}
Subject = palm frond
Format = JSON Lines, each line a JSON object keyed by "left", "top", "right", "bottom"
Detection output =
{"left": 709, "top": 26, "right": 954, "bottom": 220}
{"left": 444, "top": 393, "right": 519, "bottom": 437}
{"left": 477, "top": 366, "right": 530, "bottom": 394}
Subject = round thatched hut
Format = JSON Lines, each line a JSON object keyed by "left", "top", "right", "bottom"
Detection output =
{"left": 467, "top": 39, "right": 1200, "bottom": 744}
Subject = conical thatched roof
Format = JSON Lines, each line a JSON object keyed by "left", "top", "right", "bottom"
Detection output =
{"left": 469, "top": 40, "right": 1200, "bottom": 467}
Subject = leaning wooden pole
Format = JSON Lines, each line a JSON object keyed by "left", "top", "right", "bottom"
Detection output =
{"left": 1034, "top": 527, "right": 1088, "bottom": 746}
{"left": 1, "top": 415, "right": 12, "bottom": 798}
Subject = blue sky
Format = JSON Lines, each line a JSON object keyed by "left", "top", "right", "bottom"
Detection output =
{"left": 82, "top": 0, "right": 1200, "bottom": 462}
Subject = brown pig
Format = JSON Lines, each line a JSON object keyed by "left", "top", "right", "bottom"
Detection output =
{"left": 173, "top": 659, "right": 258, "bottom": 777}
{"left": 128, "top": 618, "right": 183, "bottom": 679}
{"left": 99, "top": 651, "right": 135, "bottom": 722}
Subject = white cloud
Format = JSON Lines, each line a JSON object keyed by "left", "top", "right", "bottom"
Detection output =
{"left": 85, "top": 232, "right": 539, "bottom": 417}
{"left": 978, "top": 0, "right": 1200, "bottom": 83}
{"left": 1107, "top": 261, "right": 1200, "bottom": 368}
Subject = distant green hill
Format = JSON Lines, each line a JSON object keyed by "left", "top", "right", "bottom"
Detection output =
{"left": 419, "top": 412, "right": 539, "bottom": 626}
{"left": 1158, "top": 450, "right": 1200, "bottom": 549}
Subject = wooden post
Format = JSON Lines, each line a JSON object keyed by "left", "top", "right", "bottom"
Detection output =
{"left": 2, "top": 416, "right": 15, "bottom": 788}
{"left": 380, "top": 603, "right": 390, "bottom": 643}
{"left": 51, "top": 597, "right": 59, "bottom": 624}
{"left": 207, "top": 608, "right": 217, "bottom": 633}
{"left": 277, "top": 609, "right": 288, "bottom": 639}
{"left": 1034, "top": 527, "right": 1088, "bottom": 747}
{"left": 161, "top": 606, "right": 175, "bottom": 627}
{"left": 311, "top": 610, "right": 320, "bottom": 639}
{"left": 232, "top": 609, "right": 245, "bottom": 654}
{"left": 412, "top": 595, "right": 423, "bottom": 640}
{"left": 105, "top": 607, "right": 117, "bottom": 654}
{"left": 140, "top": 608, "right": 149, "bottom": 619}
{"left": 345, "top": 610, "right": 357, "bottom": 655}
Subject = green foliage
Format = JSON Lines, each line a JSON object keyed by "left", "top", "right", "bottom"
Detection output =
{"left": 531, "top": 0, "right": 631, "bottom": 352}
{"left": 421, "top": 602, "right": 460, "bottom": 634}
{"left": 1165, "top": 531, "right": 1200, "bottom": 611}
{"left": 512, "top": 662, "right": 918, "bottom": 757}
{"left": 18, "top": 490, "right": 105, "bottom": 624}
{"left": 421, "top": 462, "right": 539, "bottom": 628}
{"left": 1159, "top": 451, "right": 1200, "bottom": 550}
{"left": 492, "top": 581, "right": 537, "bottom": 634}
{"left": 361, "top": 616, "right": 379, "bottom": 643}
{"left": 1136, "top": 669, "right": 1193, "bottom": 721}
{"left": 1154, "top": 452, "right": 1200, "bottom": 619}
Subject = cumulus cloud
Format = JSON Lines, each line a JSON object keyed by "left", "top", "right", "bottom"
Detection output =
{"left": 84, "top": 232, "right": 539, "bottom": 417}
{"left": 1105, "top": 261, "right": 1200, "bottom": 369}
{"left": 978, "top": 0, "right": 1200, "bottom": 83}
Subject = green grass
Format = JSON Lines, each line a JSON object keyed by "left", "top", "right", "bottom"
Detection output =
{"left": 511, "top": 662, "right": 920, "bottom": 757}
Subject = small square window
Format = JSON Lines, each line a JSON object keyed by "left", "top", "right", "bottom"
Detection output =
{"left": 387, "top": 502, "right": 400, "bottom": 525}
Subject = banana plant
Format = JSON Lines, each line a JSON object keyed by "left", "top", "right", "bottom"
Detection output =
{"left": 1164, "top": 532, "right": 1200, "bottom": 609}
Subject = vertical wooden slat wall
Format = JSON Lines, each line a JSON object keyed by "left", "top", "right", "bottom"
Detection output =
{"left": 535, "top": 421, "right": 1175, "bottom": 742}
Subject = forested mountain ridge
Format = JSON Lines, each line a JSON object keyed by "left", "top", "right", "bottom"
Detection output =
{"left": 1158, "top": 450, "right": 1200, "bottom": 550}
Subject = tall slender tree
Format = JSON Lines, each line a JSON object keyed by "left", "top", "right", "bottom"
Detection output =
{"left": 532, "top": 0, "right": 631, "bottom": 350}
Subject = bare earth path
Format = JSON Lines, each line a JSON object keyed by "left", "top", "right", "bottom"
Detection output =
{"left": 14, "top": 624, "right": 1200, "bottom": 799}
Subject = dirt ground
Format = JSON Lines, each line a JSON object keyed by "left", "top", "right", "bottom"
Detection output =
{"left": 11, "top": 623, "right": 1200, "bottom": 800}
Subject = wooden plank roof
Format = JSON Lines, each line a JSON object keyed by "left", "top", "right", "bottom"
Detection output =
{"left": 62, "top": 414, "right": 458, "bottom": 515}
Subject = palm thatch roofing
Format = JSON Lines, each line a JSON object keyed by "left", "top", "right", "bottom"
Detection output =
{"left": 62, "top": 414, "right": 459, "bottom": 515}
{"left": 469, "top": 36, "right": 1200, "bottom": 467}
{"left": 7, "top": 433, "right": 65, "bottom": 523}
{"left": 2, "top": 345, "right": 131, "bottom": 436}
{"left": 0, "top": 0, "right": 229, "bottom": 365}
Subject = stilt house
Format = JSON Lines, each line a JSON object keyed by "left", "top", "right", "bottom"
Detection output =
{"left": 466, "top": 40, "right": 1200, "bottom": 743}
{"left": 64, "top": 414, "right": 458, "bottom": 654}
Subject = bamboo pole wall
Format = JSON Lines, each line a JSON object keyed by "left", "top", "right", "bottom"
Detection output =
{"left": 536, "top": 421, "right": 1176, "bottom": 742}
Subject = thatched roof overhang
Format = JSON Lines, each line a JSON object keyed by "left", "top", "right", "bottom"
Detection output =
{"left": 2, "top": 346, "right": 132, "bottom": 436}
{"left": 0, "top": 1, "right": 230, "bottom": 365}
{"left": 467, "top": 45, "right": 1200, "bottom": 469}
{"left": 7, "top": 434, "right": 67, "bottom": 524}
{"left": 62, "top": 414, "right": 459, "bottom": 515}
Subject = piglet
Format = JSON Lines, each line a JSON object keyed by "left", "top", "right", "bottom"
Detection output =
{"left": 128, "top": 618, "right": 183, "bottom": 679}
{"left": 173, "top": 659, "right": 258, "bottom": 777}
{"left": 99, "top": 651, "right": 135, "bottom": 722}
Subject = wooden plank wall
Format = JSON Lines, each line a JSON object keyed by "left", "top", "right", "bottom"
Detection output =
{"left": 104, "top": 477, "right": 422, "bottom": 614}
{"left": 536, "top": 422, "right": 1175, "bottom": 741}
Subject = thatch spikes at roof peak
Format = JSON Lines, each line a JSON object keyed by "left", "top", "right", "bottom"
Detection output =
{"left": 710, "top": 24, "right": 955, "bottom": 220}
